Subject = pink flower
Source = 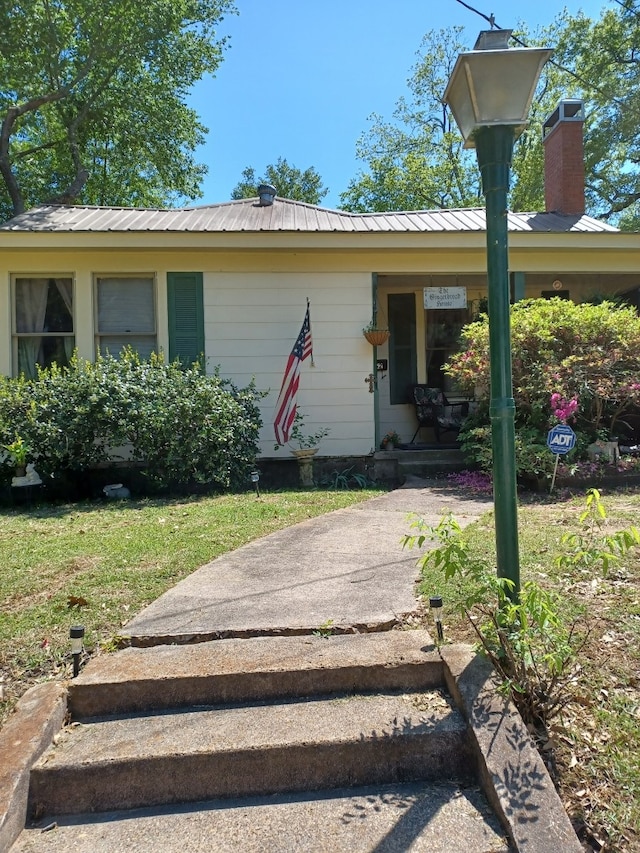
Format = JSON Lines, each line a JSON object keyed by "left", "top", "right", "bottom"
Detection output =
{"left": 550, "top": 392, "right": 579, "bottom": 423}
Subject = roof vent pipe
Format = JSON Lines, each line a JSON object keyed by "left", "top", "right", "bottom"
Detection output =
{"left": 258, "top": 184, "right": 277, "bottom": 206}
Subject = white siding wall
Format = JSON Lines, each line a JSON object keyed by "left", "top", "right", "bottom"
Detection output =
{"left": 202, "top": 272, "right": 375, "bottom": 458}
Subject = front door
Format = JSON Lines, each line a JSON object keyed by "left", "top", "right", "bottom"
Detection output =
{"left": 376, "top": 279, "right": 478, "bottom": 445}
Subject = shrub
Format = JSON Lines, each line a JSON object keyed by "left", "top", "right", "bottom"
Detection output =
{"left": 458, "top": 412, "right": 556, "bottom": 481}
{"left": 119, "top": 352, "right": 263, "bottom": 490}
{"left": 447, "top": 298, "right": 640, "bottom": 437}
{"left": 403, "top": 512, "right": 585, "bottom": 736}
{"left": 0, "top": 357, "right": 121, "bottom": 478}
{"left": 0, "top": 351, "right": 263, "bottom": 492}
{"left": 447, "top": 298, "right": 640, "bottom": 478}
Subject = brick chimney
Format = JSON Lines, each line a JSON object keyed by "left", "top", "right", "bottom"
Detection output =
{"left": 542, "top": 99, "right": 585, "bottom": 215}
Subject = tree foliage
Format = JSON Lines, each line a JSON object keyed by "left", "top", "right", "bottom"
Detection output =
{"left": 0, "top": 0, "right": 235, "bottom": 221}
{"left": 340, "top": 28, "right": 482, "bottom": 213}
{"left": 546, "top": 3, "right": 640, "bottom": 227}
{"left": 231, "top": 157, "right": 328, "bottom": 204}
{"left": 341, "top": 7, "right": 640, "bottom": 227}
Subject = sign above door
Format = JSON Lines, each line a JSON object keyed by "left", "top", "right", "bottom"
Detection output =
{"left": 424, "top": 286, "right": 467, "bottom": 310}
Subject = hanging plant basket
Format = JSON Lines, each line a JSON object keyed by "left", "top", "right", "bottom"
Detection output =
{"left": 363, "top": 329, "right": 390, "bottom": 346}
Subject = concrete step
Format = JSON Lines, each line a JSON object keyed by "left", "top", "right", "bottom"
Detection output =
{"left": 14, "top": 781, "right": 512, "bottom": 853}
{"left": 29, "top": 688, "right": 472, "bottom": 817}
{"left": 397, "top": 448, "right": 466, "bottom": 476}
{"left": 373, "top": 448, "right": 467, "bottom": 483}
{"left": 13, "top": 641, "right": 583, "bottom": 853}
{"left": 69, "top": 631, "right": 442, "bottom": 718}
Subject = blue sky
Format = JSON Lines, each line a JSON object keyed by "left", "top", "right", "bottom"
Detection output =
{"left": 190, "top": 0, "right": 611, "bottom": 208}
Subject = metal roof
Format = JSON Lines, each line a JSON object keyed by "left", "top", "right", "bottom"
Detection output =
{"left": 0, "top": 196, "right": 618, "bottom": 234}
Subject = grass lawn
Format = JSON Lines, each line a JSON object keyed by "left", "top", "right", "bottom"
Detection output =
{"left": 1, "top": 483, "right": 639, "bottom": 852}
{"left": 0, "top": 488, "right": 380, "bottom": 723}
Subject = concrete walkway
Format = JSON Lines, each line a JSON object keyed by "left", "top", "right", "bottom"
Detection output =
{"left": 123, "top": 476, "right": 492, "bottom": 645}
{"left": 7, "top": 477, "right": 585, "bottom": 853}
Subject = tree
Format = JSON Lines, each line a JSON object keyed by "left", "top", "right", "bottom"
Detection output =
{"left": 340, "top": 28, "right": 482, "bottom": 213}
{"left": 509, "top": 4, "right": 640, "bottom": 224}
{"left": 340, "top": 8, "right": 640, "bottom": 228}
{"left": 546, "top": 4, "right": 640, "bottom": 228}
{"left": 231, "top": 158, "right": 329, "bottom": 204}
{"left": 0, "top": 0, "right": 235, "bottom": 221}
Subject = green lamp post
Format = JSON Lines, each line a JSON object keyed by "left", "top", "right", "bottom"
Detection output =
{"left": 444, "top": 29, "right": 552, "bottom": 599}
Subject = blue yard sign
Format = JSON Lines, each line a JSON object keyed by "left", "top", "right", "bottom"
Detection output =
{"left": 547, "top": 424, "right": 577, "bottom": 494}
{"left": 547, "top": 424, "right": 577, "bottom": 455}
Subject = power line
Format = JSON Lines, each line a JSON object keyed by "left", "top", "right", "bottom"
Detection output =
{"left": 452, "top": 0, "right": 495, "bottom": 28}
{"left": 452, "top": 0, "right": 626, "bottom": 108}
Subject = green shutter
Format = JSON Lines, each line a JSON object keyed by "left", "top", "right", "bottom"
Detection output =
{"left": 167, "top": 272, "right": 204, "bottom": 365}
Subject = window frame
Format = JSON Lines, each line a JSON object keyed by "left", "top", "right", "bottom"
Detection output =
{"left": 94, "top": 273, "right": 158, "bottom": 360}
{"left": 11, "top": 273, "right": 75, "bottom": 377}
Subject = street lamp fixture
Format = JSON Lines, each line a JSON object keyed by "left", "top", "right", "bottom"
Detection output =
{"left": 444, "top": 30, "right": 552, "bottom": 149}
{"left": 444, "top": 30, "right": 552, "bottom": 599}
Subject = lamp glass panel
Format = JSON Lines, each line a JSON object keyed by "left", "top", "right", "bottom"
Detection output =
{"left": 445, "top": 48, "right": 552, "bottom": 142}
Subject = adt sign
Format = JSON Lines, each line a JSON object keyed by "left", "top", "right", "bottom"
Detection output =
{"left": 547, "top": 424, "right": 577, "bottom": 455}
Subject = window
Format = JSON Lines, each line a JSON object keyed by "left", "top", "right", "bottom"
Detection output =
{"left": 425, "top": 307, "right": 470, "bottom": 392}
{"left": 96, "top": 275, "right": 156, "bottom": 359}
{"left": 13, "top": 276, "right": 74, "bottom": 377}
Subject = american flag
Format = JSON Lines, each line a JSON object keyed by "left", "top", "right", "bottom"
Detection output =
{"left": 273, "top": 303, "right": 313, "bottom": 445}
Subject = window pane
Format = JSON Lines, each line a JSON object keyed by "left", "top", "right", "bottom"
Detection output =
{"left": 98, "top": 277, "right": 155, "bottom": 333}
{"left": 18, "top": 336, "right": 74, "bottom": 378}
{"left": 99, "top": 336, "right": 156, "bottom": 361}
{"left": 15, "top": 278, "right": 73, "bottom": 333}
{"left": 425, "top": 308, "right": 469, "bottom": 393}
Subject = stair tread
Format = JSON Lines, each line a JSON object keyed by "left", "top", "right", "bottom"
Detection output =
{"left": 14, "top": 782, "right": 512, "bottom": 853}
{"left": 37, "top": 689, "right": 464, "bottom": 769}
{"left": 73, "top": 630, "right": 437, "bottom": 687}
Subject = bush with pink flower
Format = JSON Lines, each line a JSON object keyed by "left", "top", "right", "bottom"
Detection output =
{"left": 445, "top": 298, "right": 640, "bottom": 483}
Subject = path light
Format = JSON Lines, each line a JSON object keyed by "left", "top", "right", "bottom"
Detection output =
{"left": 429, "top": 596, "right": 444, "bottom": 643}
{"left": 69, "top": 625, "right": 84, "bottom": 678}
{"left": 250, "top": 470, "right": 260, "bottom": 498}
{"left": 444, "top": 29, "right": 552, "bottom": 600}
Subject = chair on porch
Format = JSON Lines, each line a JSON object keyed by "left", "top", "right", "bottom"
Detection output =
{"left": 410, "top": 385, "right": 469, "bottom": 444}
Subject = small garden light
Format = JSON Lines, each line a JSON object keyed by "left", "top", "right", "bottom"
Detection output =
{"left": 69, "top": 625, "right": 85, "bottom": 677}
{"left": 250, "top": 470, "right": 260, "bottom": 497}
{"left": 429, "top": 596, "right": 444, "bottom": 643}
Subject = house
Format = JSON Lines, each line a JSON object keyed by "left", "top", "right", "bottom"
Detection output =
{"left": 1, "top": 100, "right": 640, "bottom": 462}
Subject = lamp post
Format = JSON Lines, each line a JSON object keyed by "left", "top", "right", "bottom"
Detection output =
{"left": 444, "top": 29, "right": 552, "bottom": 599}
